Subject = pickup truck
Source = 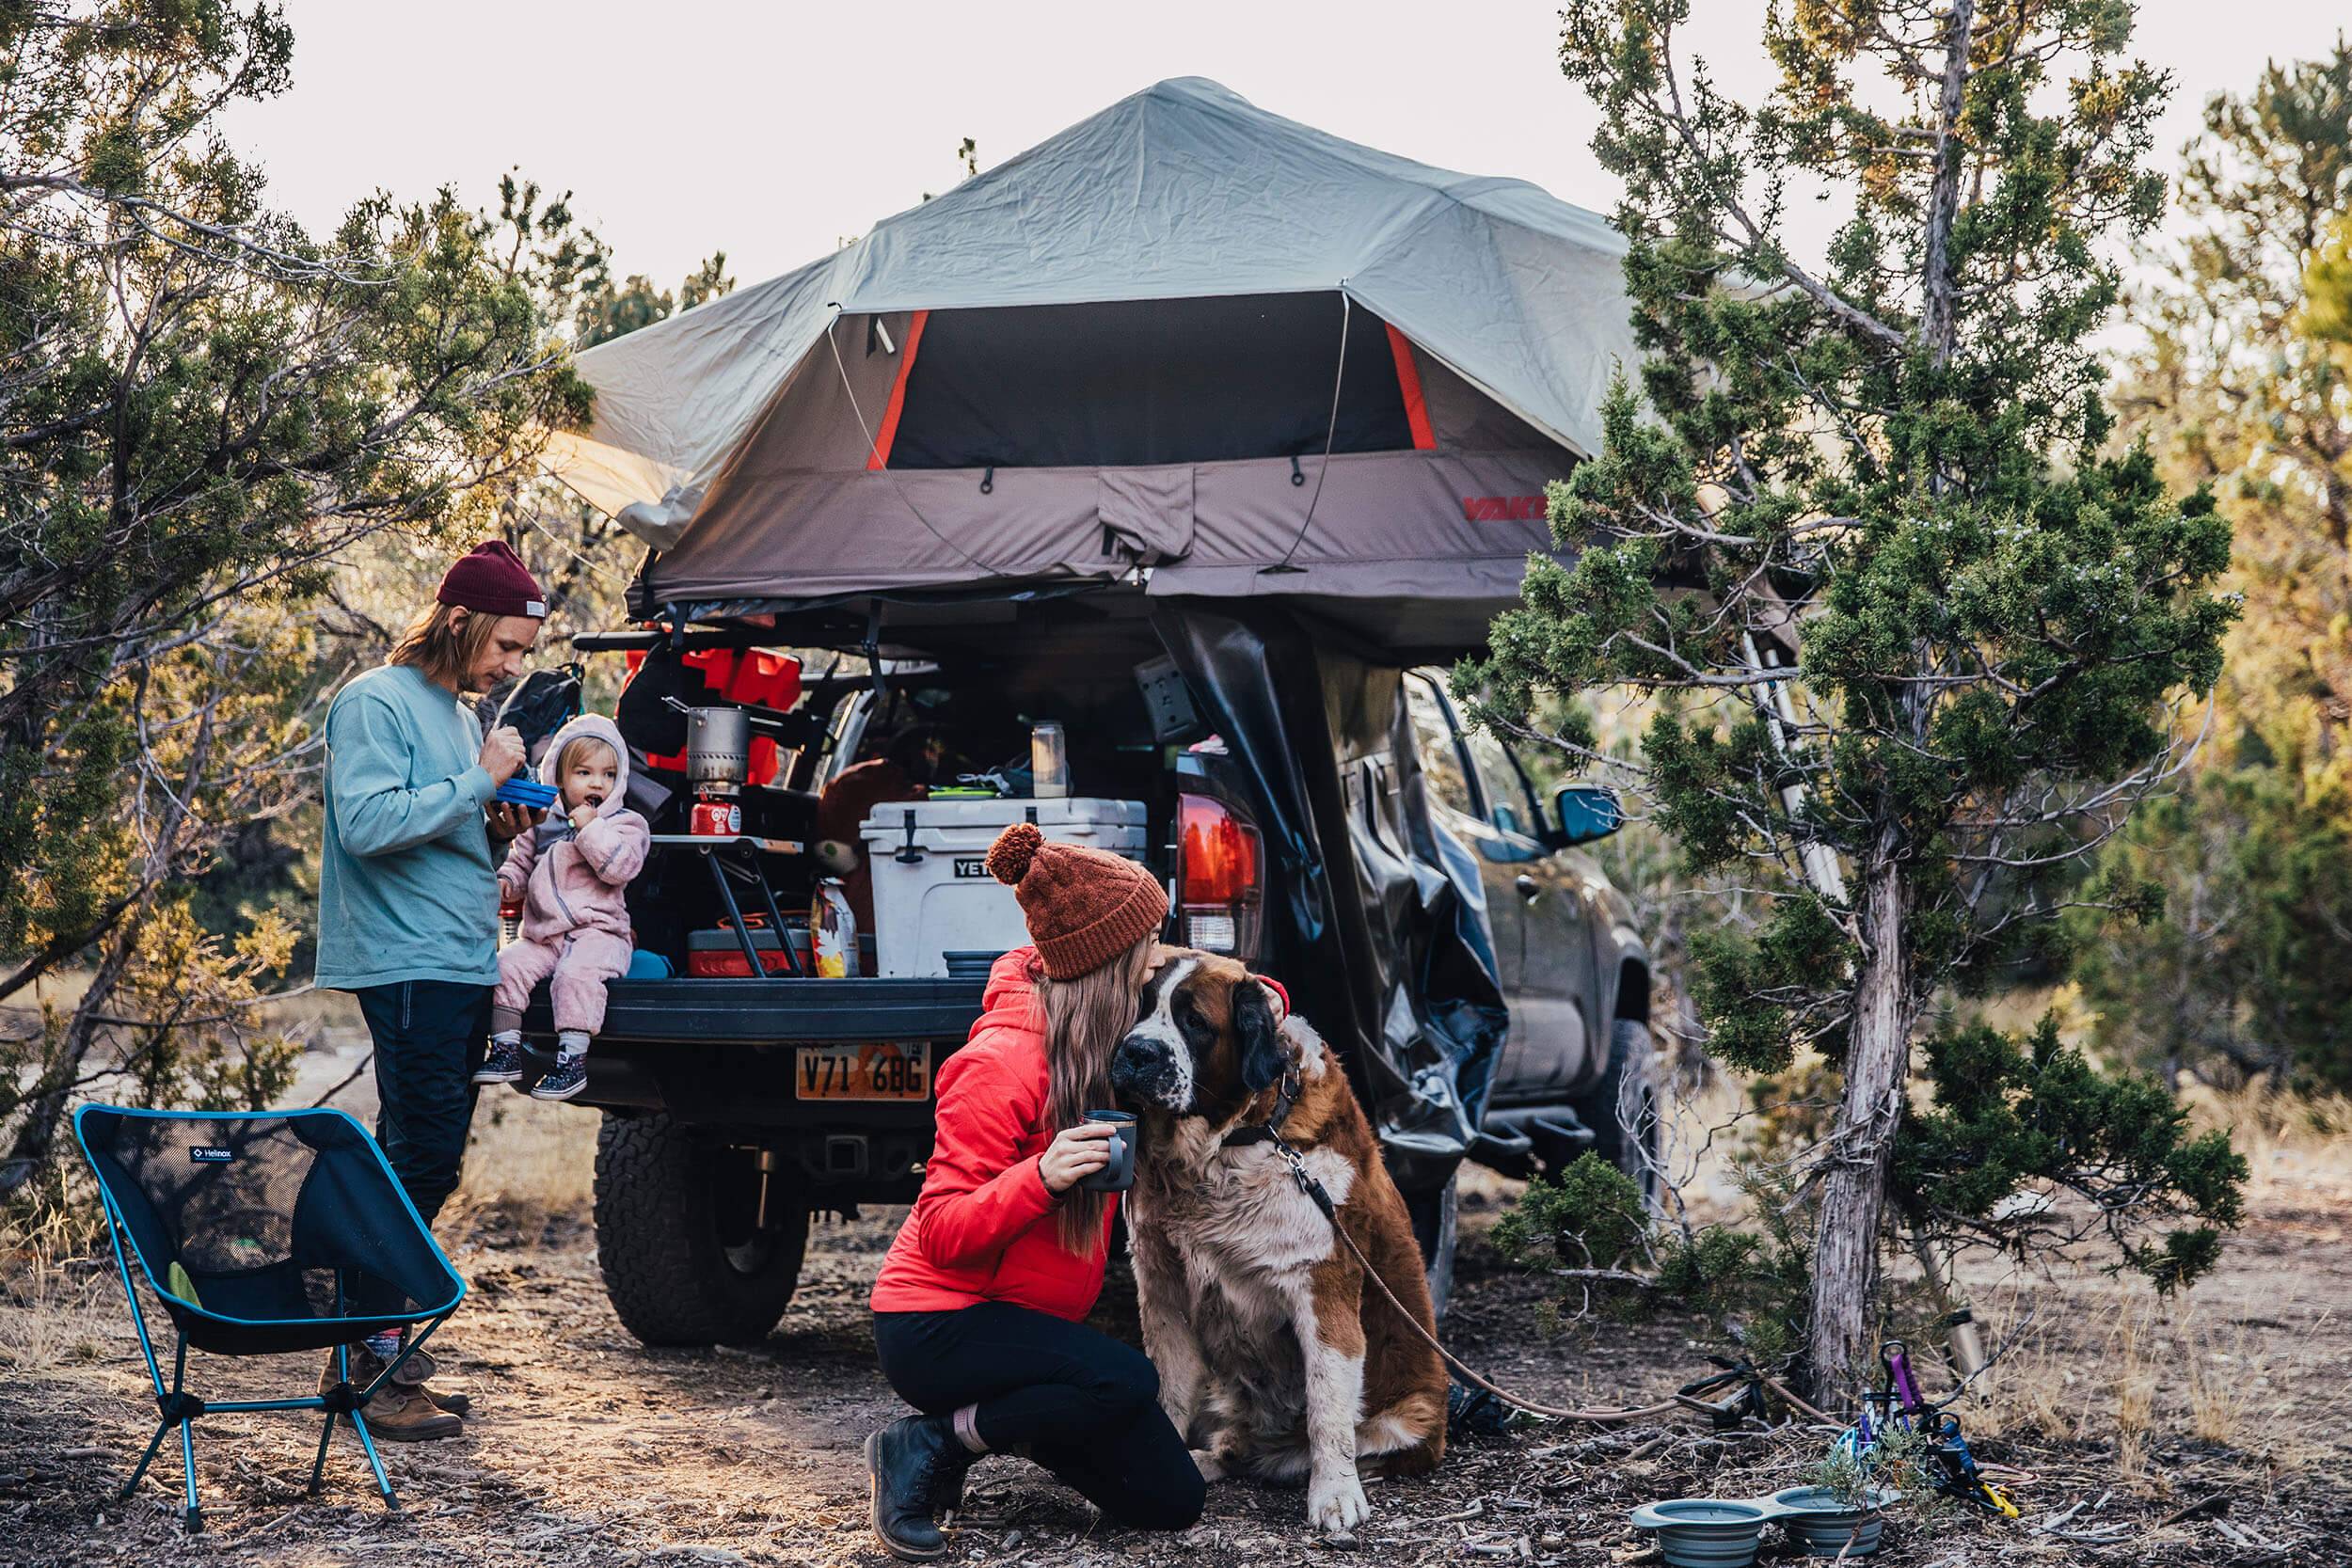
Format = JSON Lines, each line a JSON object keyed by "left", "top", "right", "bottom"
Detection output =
{"left": 524, "top": 615, "right": 1657, "bottom": 1348}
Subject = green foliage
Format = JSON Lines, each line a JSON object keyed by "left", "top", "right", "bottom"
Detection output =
{"left": 1801, "top": 1423, "right": 1932, "bottom": 1510}
{"left": 0, "top": 4, "right": 592, "bottom": 1193}
{"left": 1466, "top": 0, "right": 2246, "bottom": 1390}
{"left": 1493, "top": 1154, "right": 1812, "bottom": 1364}
{"left": 2090, "top": 43, "right": 2352, "bottom": 1090}
{"left": 1897, "top": 1017, "right": 2248, "bottom": 1290}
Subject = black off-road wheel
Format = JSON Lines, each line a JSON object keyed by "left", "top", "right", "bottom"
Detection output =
{"left": 594, "top": 1113, "right": 809, "bottom": 1347}
{"left": 1572, "top": 1018, "right": 1661, "bottom": 1202}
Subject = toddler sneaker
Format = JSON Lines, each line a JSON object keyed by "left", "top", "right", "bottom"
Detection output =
{"left": 531, "top": 1054, "right": 588, "bottom": 1101}
{"left": 473, "top": 1037, "right": 526, "bottom": 1085}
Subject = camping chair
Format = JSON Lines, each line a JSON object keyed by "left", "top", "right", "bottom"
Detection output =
{"left": 73, "top": 1105, "right": 468, "bottom": 1533}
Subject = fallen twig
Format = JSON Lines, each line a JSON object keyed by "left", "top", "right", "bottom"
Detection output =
{"left": 2154, "top": 1491, "right": 2232, "bottom": 1528}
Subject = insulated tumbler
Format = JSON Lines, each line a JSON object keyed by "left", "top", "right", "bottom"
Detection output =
{"left": 1078, "top": 1109, "right": 1136, "bottom": 1193}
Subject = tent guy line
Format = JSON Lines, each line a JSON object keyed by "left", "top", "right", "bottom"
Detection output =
{"left": 1264, "top": 289, "right": 1352, "bottom": 578}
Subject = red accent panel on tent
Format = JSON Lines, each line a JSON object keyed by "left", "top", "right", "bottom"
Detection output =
{"left": 1386, "top": 324, "right": 1436, "bottom": 451}
{"left": 866, "top": 309, "right": 931, "bottom": 470}
{"left": 622, "top": 646, "right": 802, "bottom": 784}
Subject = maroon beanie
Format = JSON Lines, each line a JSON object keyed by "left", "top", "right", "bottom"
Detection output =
{"left": 986, "top": 822, "right": 1168, "bottom": 980}
{"left": 437, "top": 541, "right": 547, "bottom": 619}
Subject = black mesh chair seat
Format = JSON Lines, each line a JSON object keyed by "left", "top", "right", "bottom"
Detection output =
{"left": 74, "top": 1105, "right": 469, "bottom": 1530}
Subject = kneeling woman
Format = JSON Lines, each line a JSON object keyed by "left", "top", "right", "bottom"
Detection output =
{"left": 866, "top": 823, "right": 1202, "bottom": 1559}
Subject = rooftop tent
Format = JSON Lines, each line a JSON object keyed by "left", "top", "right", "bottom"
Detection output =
{"left": 547, "top": 77, "right": 1639, "bottom": 657}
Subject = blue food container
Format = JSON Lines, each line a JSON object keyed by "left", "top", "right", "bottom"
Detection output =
{"left": 496, "top": 777, "right": 559, "bottom": 809}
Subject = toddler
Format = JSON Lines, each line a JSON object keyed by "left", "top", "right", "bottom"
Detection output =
{"left": 477, "top": 714, "right": 650, "bottom": 1101}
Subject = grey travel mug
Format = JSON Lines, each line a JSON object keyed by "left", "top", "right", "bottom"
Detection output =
{"left": 1077, "top": 1110, "right": 1137, "bottom": 1193}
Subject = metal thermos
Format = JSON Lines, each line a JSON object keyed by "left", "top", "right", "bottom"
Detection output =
{"left": 1030, "top": 721, "right": 1070, "bottom": 799}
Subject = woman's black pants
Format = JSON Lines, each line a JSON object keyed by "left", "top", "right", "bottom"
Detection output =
{"left": 874, "top": 1303, "right": 1204, "bottom": 1530}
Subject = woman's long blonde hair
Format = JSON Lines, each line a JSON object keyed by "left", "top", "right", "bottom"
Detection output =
{"left": 1036, "top": 935, "right": 1154, "bottom": 1255}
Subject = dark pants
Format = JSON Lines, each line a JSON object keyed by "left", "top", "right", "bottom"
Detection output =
{"left": 874, "top": 1304, "right": 1205, "bottom": 1531}
{"left": 352, "top": 979, "right": 491, "bottom": 1315}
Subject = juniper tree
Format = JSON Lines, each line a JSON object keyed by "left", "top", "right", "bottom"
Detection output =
{"left": 0, "top": 3, "right": 592, "bottom": 1193}
{"left": 1461, "top": 0, "right": 2240, "bottom": 1400}
{"left": 2083, "top": 45, "right": 2352, "bottom": 1090}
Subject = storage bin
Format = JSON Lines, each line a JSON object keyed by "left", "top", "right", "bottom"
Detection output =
{"left": 861, "top": 798, "right": 1151, "bottom": 977}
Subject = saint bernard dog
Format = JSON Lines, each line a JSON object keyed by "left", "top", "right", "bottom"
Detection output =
{"left": 1110, "top": 949, "right": 1447, "bottom": 1534}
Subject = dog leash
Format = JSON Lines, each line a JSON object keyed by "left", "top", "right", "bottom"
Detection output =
{"left": 1238, "top": 1114, "right": 1826, "bottom": 1428}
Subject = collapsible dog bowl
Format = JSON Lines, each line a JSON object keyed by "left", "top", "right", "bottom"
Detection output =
{"left": 1628, "top": 1500, "right": 1768, "bottom": 1568}
{"left": 1767, "top": 1487, "right": 1897, "bottom": 1557}
{"left": 495, "top": 777, "right": 558, "bottom": 809}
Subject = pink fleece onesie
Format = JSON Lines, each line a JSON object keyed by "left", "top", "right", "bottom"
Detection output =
{"left": 491, "top": 714, "right": 650, "bottom": 1039}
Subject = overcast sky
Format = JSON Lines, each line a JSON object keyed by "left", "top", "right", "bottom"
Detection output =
{"left": 220, "top": 1, "right": 2346, "bottom": 298}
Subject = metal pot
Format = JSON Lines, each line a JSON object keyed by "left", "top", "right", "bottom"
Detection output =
{"left": 672, "top": 702, "right": 750, "bottom": 789}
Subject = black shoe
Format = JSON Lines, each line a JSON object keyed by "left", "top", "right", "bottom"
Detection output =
{"left": 473, "top": 1037, "right": 526, "bottom": 1085}
{"left": 866, "top": 1416, "right": 958, "bottom": 1560}
{"left": 932, "top": 1445, "right": 976, "bottom": 1515}
{"left": 530, "top": 1053, "right": 587, "bottom": 1101}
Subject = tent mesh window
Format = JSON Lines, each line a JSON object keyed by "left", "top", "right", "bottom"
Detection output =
{"left": 889, "top": 293, "right": 1412, "bottom": 469}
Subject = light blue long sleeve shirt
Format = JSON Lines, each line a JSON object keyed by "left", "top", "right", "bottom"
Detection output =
{"left": 315, "top": 662, "right": 501, "bottom": 991}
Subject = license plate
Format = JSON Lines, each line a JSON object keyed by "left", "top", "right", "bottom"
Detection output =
{"left": 794, "top": 1042, "right": 931, "bottom": 1101}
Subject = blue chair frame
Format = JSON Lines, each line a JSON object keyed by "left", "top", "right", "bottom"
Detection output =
{"left": 73, "top": 1105, "right": 468, "bottom": 1533}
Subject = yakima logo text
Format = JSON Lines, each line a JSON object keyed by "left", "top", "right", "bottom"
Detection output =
{"left": 1461, "top": 495, "right": 1548, "bottom": 522}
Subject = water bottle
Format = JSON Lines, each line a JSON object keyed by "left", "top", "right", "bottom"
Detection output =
{"left": 811, "top": 879, "right": 859, "bottom": 978}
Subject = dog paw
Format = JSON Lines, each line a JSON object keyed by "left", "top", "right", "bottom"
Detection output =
{"left": 1308, "top": 1471, "right": 1372, "bottom": 1533}
{"left": 1190, "top": 1448, "right": 1229, "bottom": 1482}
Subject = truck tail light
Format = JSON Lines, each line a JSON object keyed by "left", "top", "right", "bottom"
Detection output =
{"left": 1176, "top": 793, "right": 1263, "bottom": 957}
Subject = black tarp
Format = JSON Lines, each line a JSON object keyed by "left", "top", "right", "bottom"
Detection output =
{"left": 1152, "top": 600, "right": 1507, "bottom": 1192}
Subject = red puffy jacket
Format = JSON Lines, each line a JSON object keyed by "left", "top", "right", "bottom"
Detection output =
{"left": 869, "top": 948, "right": 1117, "bottom": 1320}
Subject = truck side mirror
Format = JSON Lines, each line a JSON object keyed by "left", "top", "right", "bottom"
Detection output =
{"left": 1551, "top": 784, "right": 1623, "bottom": 847}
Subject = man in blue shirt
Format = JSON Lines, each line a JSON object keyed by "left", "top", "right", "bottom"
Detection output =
{"left": 317, "top": 540, "right": 547, "bottom": 1439}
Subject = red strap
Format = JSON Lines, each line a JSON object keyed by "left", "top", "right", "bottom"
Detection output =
{"left": 1385, "top": 323, "right": 1436, "bottom": 451}
{"left": 866, "top": 309, "right": 931, "bottom": 471}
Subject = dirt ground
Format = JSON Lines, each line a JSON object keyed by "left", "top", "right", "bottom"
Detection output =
{"left": 3, "top": 1083, "right": 2347, "bottom": 1568}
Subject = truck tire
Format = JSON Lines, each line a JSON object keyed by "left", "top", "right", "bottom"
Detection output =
{"left": 594, "top": 1113, "right": 809, "bottom": 1347}
{"left": 1405, "top": 1173, "right": 1458, "bottom": 1323}
{"left": 1574, "top": 1018, "right": 1661, "bottom": 1202}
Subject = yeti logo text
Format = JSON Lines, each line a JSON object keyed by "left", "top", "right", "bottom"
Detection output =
{"left": 1461, "top": 495, "right": 1547, "bottom": 522}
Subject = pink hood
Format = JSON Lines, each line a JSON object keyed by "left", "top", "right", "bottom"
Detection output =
{"left": 498, "top": 712, "right": 649, "bottom": 944}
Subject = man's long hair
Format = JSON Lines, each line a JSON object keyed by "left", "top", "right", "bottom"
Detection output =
{"left": 1037, "top": 935, "right": 1153, "bottom": 1255}
{"left": 389, "top": 602, "right": 501, "bottom": 692}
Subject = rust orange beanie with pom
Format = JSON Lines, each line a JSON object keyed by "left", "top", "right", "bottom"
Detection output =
{"left": 985, "top": 821, "right": 1168, "bottom": 979}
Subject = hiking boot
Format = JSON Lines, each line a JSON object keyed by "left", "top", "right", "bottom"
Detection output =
{"left": 931, "top": 1446, "right": 976, "bottom": 1515}
{"left": 530, "top": 1053, "right": 588, "bottom": 1101}
{"left": 358, "top": 1384, "right": 463, "bottom": 1443}
{"left": 866, "top": 1415, "right": 958, "bottom": 1560}
{"left": 324, "top": 1345, "right": 472, "bottom": 1419}
{"left": 473, "top": 1037, "right": 527, "bottom": 1085}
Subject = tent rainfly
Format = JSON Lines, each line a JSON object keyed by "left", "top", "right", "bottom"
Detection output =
{"left": 547, "top": 77, "right": 1639, "bottom": 653}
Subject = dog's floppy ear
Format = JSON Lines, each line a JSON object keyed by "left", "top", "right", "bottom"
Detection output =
{"left": 1235, "top": 977, "right": 1287, "bottom": 1093}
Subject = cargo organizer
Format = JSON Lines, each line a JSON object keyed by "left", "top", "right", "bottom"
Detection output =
{"left": 860, "top": 798, "right": 1150, "bottom": 978}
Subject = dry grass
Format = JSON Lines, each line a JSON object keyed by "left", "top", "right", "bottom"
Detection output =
{"left": 2182, "top": 1084, "right": 2352, "bottom": 1200}
{"left": 0, "top": 1198, "right": 116, "bottom": 1376}
{"left": 445, "top": 1093, "right": 597, "bottom": 1225}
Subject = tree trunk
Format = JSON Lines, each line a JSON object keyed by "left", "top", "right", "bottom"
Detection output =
{"left": 1918, "top": 0, "right": 1977, "bottom": 370}
{"left": 1805, "top": 858, "right": 1914, "bottom": 1406}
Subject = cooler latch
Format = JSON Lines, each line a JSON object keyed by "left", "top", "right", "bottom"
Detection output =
{"left": 896, "top": 809, "right": 925, "bottom": 863}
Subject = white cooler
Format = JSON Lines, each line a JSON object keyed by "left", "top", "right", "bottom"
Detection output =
{"left": 861, "top": 797, "right": 1152, "bottom": 977}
